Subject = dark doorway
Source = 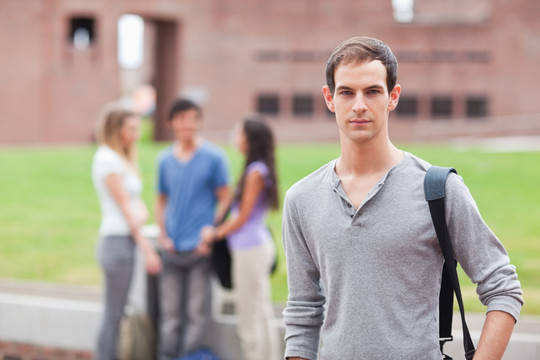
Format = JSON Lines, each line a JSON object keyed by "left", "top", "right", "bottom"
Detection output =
{"left": 152, "top": 20, "right": 178, "bottom": 141}
{"left": 117, "top": 15, "right": 179, "bottom": 142}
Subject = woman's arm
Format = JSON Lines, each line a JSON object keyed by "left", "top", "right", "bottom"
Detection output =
{"left": 197, "top": 170, "right": 264, "bottom": 252}
{"left": 105, "top": 173, "right": 161, "bottom": 274}
{"left": 154, "top": 193, "right": 175, "bottom": 253}
{"left": 218, "top": 170, "right": 263, "bottom": 237}
{"left": 214, "top": 184, "right": 232, "bottom": 224}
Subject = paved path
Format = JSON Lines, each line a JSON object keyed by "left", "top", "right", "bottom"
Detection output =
{"left": 0, "top": 278, "right": 101, "bottom": 302}
{"left": 1, "top": 278, "right": 539, "bottom": 359}
{"left": 450, "top": 135, "right": 540, "bottom": 152}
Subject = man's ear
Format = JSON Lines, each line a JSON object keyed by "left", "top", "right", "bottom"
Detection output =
{"left": 322, "top": 86, "right": 335, "bottom": 113}
{"left": 388, "top": 84, "right": 401, "bottom": 111}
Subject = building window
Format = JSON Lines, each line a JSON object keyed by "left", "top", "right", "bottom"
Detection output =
{"left": 392, "top": 0, "right": 414, "bottom": 23}
{"left": 395, "top": 51, "right": 424, "bottom": 63}
{"left": 69, "top": 17, "right": 95, "bottom": 49}
{"left": 256, "top": 50, "right": 282, "bottom": 62}
{"left": 257, "top": 95, "right": 279, "bottom": 115}
{"left": 290, "top": 50, "right": 316, "bottom": 62}
{"left": 431, "top": 96, "right": 452, "bottom": 118}
{"left": 293, "top": 95, "right": 314, "bottom": 116}
{"left": 430, "top": 51, "right": 458, "bottom": 63}
{"left": 118, "top": 15, "right": 144, "bottom": 69}
{"left": 466, "top": 96, "right": 488, "bottom": 118}
{"left": 466, "top": 51, "right": 491, "bottom": 63}
{"left": 396, "top": 96, "right": 418, "bottom": 117}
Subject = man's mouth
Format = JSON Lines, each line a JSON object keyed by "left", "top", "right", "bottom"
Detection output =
{"left": 349, "top": 118, "right": 370, "bottom": 125}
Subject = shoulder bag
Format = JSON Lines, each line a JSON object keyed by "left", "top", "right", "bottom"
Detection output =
{"left": 424, "top": 166, "right": 476, "bottom": 360}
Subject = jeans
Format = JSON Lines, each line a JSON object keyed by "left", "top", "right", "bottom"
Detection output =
{"left": 158, "top": 251, "right": 212, "bottom": 360}
{"left": 95, "top": 235, "right": 135, "bottom": 360}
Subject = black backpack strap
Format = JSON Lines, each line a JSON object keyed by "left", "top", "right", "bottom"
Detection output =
{"left": 424, "top": 166, "right": 476, "bottom": 360}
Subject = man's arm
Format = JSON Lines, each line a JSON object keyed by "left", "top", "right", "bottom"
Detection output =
{"left": 282, "top": 190, "right": 325, "bottom": 360}
{"left": 473, "top": 310, "right": 515, "bottom": 360}
{"left": 214, "top": 184, "right": 231, "bottom": 224}
{"left": 444, "top": 174, "right": 523, "bottom": 358}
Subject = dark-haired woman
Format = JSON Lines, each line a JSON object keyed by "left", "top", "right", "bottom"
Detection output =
{"left": 198, "top": 117, "right": 280, "bottom": 360}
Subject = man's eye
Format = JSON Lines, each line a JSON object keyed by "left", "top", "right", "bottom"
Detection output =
{"left": 340, "top": 90, "right": 353, "bottom": 96}
{"left": 367, "top": 89, "right": 380, "bottom": 95}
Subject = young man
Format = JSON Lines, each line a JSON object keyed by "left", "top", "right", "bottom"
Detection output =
{"left": 282, "top": 37, "right": 523, "bottom": 360}
{"left": 155, "top": 98, "right": 230, "bottom": 360}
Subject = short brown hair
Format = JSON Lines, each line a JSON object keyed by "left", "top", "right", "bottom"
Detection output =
{"left": 325, "top": 36, "right": 398, "bottom": 95}
{"left": 168, "top": 98, "right": 202, "bottom": 121}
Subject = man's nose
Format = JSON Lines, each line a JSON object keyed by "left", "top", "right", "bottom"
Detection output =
{"left": 352, "top": 94, "right": 367, "bottom": 113}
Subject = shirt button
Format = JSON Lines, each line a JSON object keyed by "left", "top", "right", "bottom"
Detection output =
{"left": 347, "top": 203, "right": 352, "bottom": 208}
{"left": 350, "top": 215, "right": 354, "bottom": 219}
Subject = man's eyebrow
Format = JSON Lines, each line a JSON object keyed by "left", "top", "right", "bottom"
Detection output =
{"left": 365, "top": 84, "right": 385, "bottom": 90}
{"left": 335, "top": 85, "right": 354, "bottom": 91}
{"left": 335, "top": 84, "right": 386, "bottom": 92}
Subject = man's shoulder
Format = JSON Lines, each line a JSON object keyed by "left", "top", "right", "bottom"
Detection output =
{"left": 402, "top": 151, "right": 431, "bottom": 171}
{"left": 286, "top": 160, "right": 334, "bottom": 200}
{"left": 157, "top": 146, "right": 174, "bottom": 163}
{"left": 400, "top": 151, "right": 467, "bottom": 198}
{"left": 199, "top": 141, "right": 226, "bottom": 160}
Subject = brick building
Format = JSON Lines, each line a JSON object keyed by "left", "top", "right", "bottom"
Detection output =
{"left": 0, "top": 0, "right": 539, "bottom": 144}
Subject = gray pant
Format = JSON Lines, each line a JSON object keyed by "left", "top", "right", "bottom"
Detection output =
{"left": 158, "top": 251, "right": 212, "bottom": 360}
{"left": 95, "top": 235, "right": 135, "bottom": 360}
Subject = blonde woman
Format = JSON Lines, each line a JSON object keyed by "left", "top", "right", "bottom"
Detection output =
{"left": 91, "top": 108, "right": 161, "bottom": 360}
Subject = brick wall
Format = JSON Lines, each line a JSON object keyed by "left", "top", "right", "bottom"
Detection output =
{"left": 1, "top": 0, "right": 539, "bottom": 144}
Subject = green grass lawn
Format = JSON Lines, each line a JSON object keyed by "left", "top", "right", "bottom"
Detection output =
{"left": 1, "top": 139, "right": 538, "bottom": 314}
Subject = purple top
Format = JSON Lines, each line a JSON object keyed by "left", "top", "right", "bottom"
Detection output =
{"left": 228, "top": 161, "right": 273, "bottom": 250}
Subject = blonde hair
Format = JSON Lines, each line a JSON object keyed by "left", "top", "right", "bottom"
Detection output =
{"left": 97, "top": 107, "right": 138, "bottom": 166}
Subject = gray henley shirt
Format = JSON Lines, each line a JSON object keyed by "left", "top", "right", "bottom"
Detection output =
{"left": 282, "top": 151, "right": 523, "bottom": 360}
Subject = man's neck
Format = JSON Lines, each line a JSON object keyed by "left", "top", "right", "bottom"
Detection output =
{"left": 178, "top": 136, "right": 200, "bottom": 151}
{"left": 175, "top": 137, "right": 200, "bottom": 160}
{"left": 337, "top": 136, "right": 402, "bottom": 178}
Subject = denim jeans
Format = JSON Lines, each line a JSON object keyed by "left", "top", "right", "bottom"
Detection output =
{"left": 158, "top": 251, "right": 212, "bottom": 360}
{"left": 95, "top": 235, "right": 135, "bottom": 360}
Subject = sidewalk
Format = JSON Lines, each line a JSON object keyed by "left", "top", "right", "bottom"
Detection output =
{"left": 450, "top": 135, "right": 540, "bottom": 152}
{"left": 0, "top": 278, "right": 539, "bottom": 359}
{"left": 444, "top": 312, "right": 540, "bottom": 359}
{"left": 0, "top": 279, "right": 102, "bottom": 360}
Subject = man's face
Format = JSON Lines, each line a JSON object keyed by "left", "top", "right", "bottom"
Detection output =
{"left": 323, "top": 60, "right": 400, "bottom": 145}
{"left": 170, "top": 109, "right": 200, "bottom": 142}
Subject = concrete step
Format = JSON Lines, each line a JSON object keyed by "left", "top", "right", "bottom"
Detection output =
{"left": 1, "top": 277, "right": 538, "bottom": 359}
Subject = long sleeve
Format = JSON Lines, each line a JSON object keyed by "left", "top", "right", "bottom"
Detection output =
{"left": 281, "top": 189, "right": 326, "bottom": 360}
{"left": 445, "top": 173, "right": 524, "bottom": 321}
